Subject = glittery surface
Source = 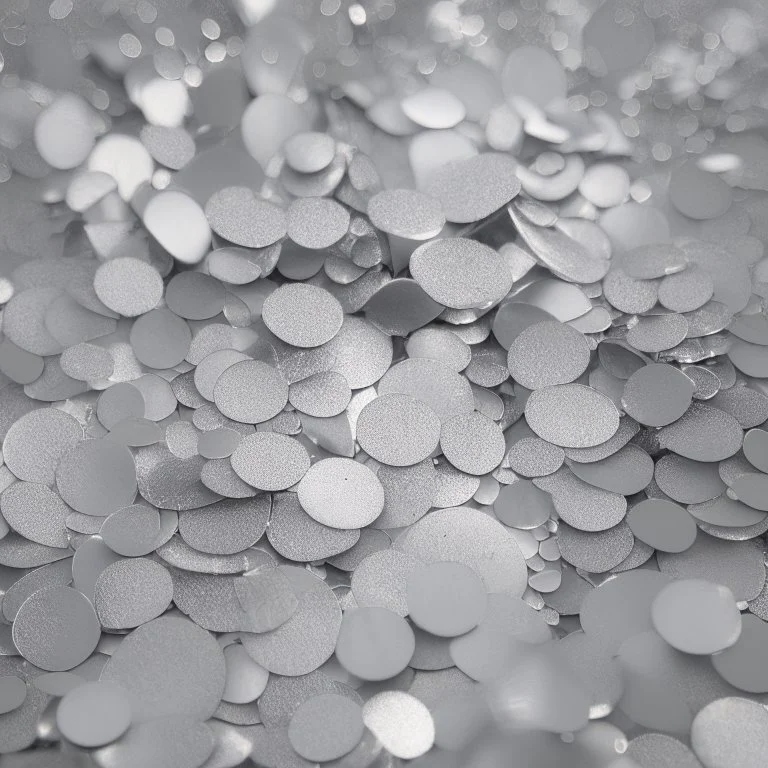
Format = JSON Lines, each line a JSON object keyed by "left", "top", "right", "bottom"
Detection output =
{"left": 3, "top": 3, "right": 768, "bottom": 766}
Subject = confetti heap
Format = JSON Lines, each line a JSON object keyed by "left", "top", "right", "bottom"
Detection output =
{"left": 2, "top": 1, "right": 768, "bottom": 767}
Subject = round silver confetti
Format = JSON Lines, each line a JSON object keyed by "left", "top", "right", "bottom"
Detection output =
{"left": 99, "top": 504, "right": 162, "bottom": 557}
{"left": 231, "top": 432, "right": 309, "bottom": 491}
{"left": 424, "top": 152, "right": 521, "bottom": 224}
{"left": 100, "top": 615, "right": 225, "bottom": 723}
{"left": 288, "top": 693, "right": 364, "bottom": 762}
{"left": 283, "top": 132, "right": 336, "bottom": 174}
{"left": 377, "top": 358, "right": 474, "bottom": 424}
{"left": 1, "top": 481, "right": 71, "bottom": 548}
{"left": 507, "top": 320, "right": 590, "bottom": 390}
{"left": 13, "top": 586, "right": 100, "bottom": 671}
{"left": 213, "top": 360, "right": 288, "bottom": 424}
{"left": 55, "top": 439, "right": 137, "bottom": 517}
{"left": 222, "top": 643, "right": 269, "bottom": 704}
{"left": 505, "top": 437, "right": 564, "bottom": 478}
{"left": 287, "top": 198, "right": 350, "bottom": 250}
{"left": 356, "top": 394, "right": 440, "bottom": 467}
{"left": 94, "top": 558, "right": 173, "bottom": 629}
{"left": 368, "top": 189, "right": 445, "bottom": 241}
{"left": 691, "top": 697, "right": 768, "bottom": 768}
{"left": 205, "top": 186, "right": 287, "bottom": 248}
{"left": 658, "top": 402, "right": 743, "bottom": 462}
{"left": 525, "top": 384, "right": 620, "bottom": 448}
{"left": 93, "top": 258, "right": 163, "bottom": 318}
{"left": 56, "top": 681, "right": 132, "bottom": 748}
{"left": 297, "top": 458, "right": 384, "bottom": 529}
{"left": 396, "top": 507, "right": 527, "bottom": 595}
{"left": 626, "top": 499, "right": 698, "bottom": 553}
{"left": 3, "top": 407, "right": 81, "bottom": 485}
{"left": 262, "top": 283, "right": 344, "bottom": 348}
{"left": 439, "top": 411, "right": 506, "bottom": 476}
{"left": 406, "top": 561, "right": 488, "bottom": 638}
{"left": 362, "top": 691, "right": 435, "bottom": 760}
{"left": 621, "top": 364, "right": 695, "bottom": 427}
{"left": 658, "top": 266, "right": 715, "bottom": 313}
{"left": 410, "top": 238, "right": 513, "bottom": 310}
{"left": 556, "top": 521, "right": 635, "bottom": 573}
{"left": 335, "top": 606, "right": 415, "bottom": 682}
{"left": 240, "top": 566, "right": 341, "bottom": 676}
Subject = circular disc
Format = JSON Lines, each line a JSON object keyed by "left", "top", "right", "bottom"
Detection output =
{"left": 362, "top": 691, "right": 435, "bottom": 760}
{"left": 262, "top": 283, "right": 343, "bottom": 348}
{"left": 297, "top": 458, "right": 384, "bottom": 529}
{"left": 410, "top": 238, "right": 512, "bottom": 310}
{"left": 508, "top": 321, "right": 590, "bottom": 389}
{"left": 13, "top": 586, "right": 100, "bottom": 671}
{"left": 691, "top": 697, "right": 768, "bottom": 768}
{"left": 621, "top": 364, "right": 695, "bottom": 427}
{"left": 651, "top": 579, "right": 741, "bottom": 655}
{"left": 336, "top": 607, "right": 415, "bottom": 681}
{"left": 367, "top": 189, "right": 445, "bottom": 240}
{"left": 213, "top": 360, "right": 288, "bottom": 424}
{"left": 288, "top": 693, "right": 364, "bottom": 762}
{"left": 55, "top": 438, "right": 137, "bottom": 517}
{"left": 230, "top": 433, "right": 310, "bottom": 491}
{"left": 439, "top": 412, "right": 506, "bottom": 475}
{"left": 525, "top": 384, "right": 620, "bottom": 448}
{"left": 93, "top": 258, "right": 163, "bottom": 318}
{"left": 406, "top": 561, "right": 488, "bottom": 637}
{"left": 56, "top": 681, "right": 132, "bottom": 747}
{"left": 356, "top": 394, "right": 440, "bottom": 467}
{"left": 626, "top": 499, "right": 698, "bottom": 553}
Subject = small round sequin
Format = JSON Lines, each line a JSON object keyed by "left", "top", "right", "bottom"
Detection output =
{"left": 506, "top": 437, "right": 564, "bottom": 478}
{"left": 222, "top": 644, "right": 269, "bottom": 704}
{"left": 406, "top": 561, "right": 487, "bottom": 637}
{"left": 410, "top": 238, "right": 512, "bottom": 310}
{"left": 602, "top": 269, "right": 659, "bottom": 314}
{"left": 230, "top": 433, "right": 309, "bottom": 491}
{"left": 297, "top": 458, "right": 384, "bottom": 529}
{"left": 3, "top": 407, "right": 81, "bottom": 485}
{"left": 626, "top": 499, "right": 698, "bottom": 553}
{"left": 424, "top": 153, "right": 521, "bottom": 224}
{"left": 507, "top": 320, "right": 590, "bottom": 389}
{"left": 56, "top": 681, "right": 132, "bottom": 747}
{"left": 362, "top": 691, "right": 435, "bottom": 760}
{"left": 691, "top": 697, "right": 768, "bottom": 768}
{"left": 240, "top": 566, "right": 341, "bottom": 676}
{"left": 658, "top": 402, "right": 743, "bottom": 462}
{"left": 556, "top": 521, "right": 635, "bottom": 573}
{"left": 1, "top": 481, "right": 71, "bottom": 548}
{"left": 13, "top": 586, "right": 100, "bottom": 671}
{"left": 93, "top": 258, "right": 163, "bottom": 318}
{"left": 627, "top": 313, "right": 689, "bottom": 353}
{"left": 743, "top": 428, "right": 768, "bottom": 473}
{"left": 287, "top": 198, "right": 350, "bottom": 250}
{"left": 101, "top": 615, "right": 225, "bottom": 723}
{"left": 262, "top": 283, "right": 344, "bottom": 348}
{"left": 0, "top": 675, "right": 27, "bottom": 715}
{"left": 205, "top": 186, "right": 287, "bottom": 248}
{"left": 658, "top": 266, "right": 715, "bottom": 313}
{"left": 55, "top": 439, "right": 137, "bottom": 517}
{"left": 283, "top": 132, "right": 335, "bottom": 174}
{"left": 621, "top": 364, "right": 695, "bottom": 427}
{"left": 493, "top": 477, "right": 555, "bottom": 529}
{"left": 651, "top": 579, "right": 741, "bottom": 655}
{"left": 288, "top": 693, "right": 364, "bottom": 762}
{"left": 100, "top": 504, "right": 162, "bottom": 557}
{"left": 336, "top": 607, "right": 416, "bottom": 680}
{"left": 578, "top": 163, "right": 630, "bottom": 208}
{"left": 213, "top": 360, "right": 288, "bottom": 424}
{"left": 356, "top": 394, "right": 440, "bottom": 466}
{"left": 143, "top": 191, "right": 210, "bottom": 265}
{"left": 525, "top": 384, "right": 620, "bottom": 448}
{"left": 165, "top": 272, "right": 226, "bottom": 321}
{"left": 94, "top": 558, "right": 173, "bottom": 629}
{"left": 439, "top": 411, "right": 505, "bottom": 475}
{"left": 368, "top": 189, "right": 445, "bottom": 240}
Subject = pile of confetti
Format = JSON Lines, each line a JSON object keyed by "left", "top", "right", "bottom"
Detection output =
{"left": 2, "top": 0, "right": 768, "bottom": 767}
